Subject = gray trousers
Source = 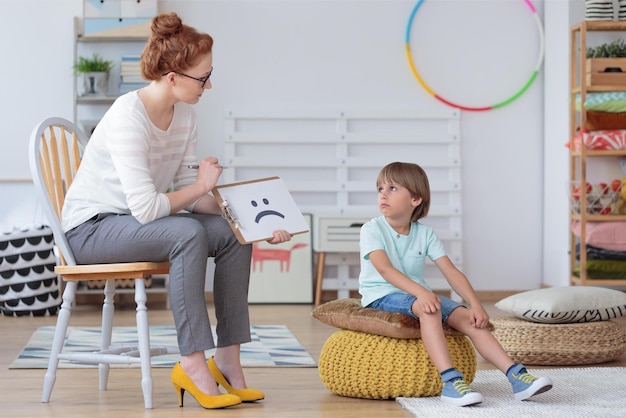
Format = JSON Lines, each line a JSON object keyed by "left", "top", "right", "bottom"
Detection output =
{"left": 65, "top": 212, "right": 253, "bottom": 355}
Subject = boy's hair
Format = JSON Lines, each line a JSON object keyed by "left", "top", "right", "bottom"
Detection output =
{"left": 376, "top": 162, "right": 430, "bottom": 222}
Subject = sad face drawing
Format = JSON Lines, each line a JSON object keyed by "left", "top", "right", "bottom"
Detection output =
{"left": 213, "top": 177, "right": 309, "bottom": 243}
{"left": 251, "top": 197, "right": 285, "bottom": 223}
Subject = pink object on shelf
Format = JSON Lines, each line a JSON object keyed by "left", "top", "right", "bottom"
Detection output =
{"left": 570, "top": 129, "right": 626, "bottom": 151}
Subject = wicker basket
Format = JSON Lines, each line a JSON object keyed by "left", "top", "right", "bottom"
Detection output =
{"left": 492, "top": 317, "right": 626, "bottom": 366}
{"left": 569, "top": 181, "right": 621, "bottom": 215}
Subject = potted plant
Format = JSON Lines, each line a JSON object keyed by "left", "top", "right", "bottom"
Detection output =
{"left": 586, "top": 38, "right": 626, "bottom": 85}
{"left": 73, "top": 53, "right": 114, "bottom": 96}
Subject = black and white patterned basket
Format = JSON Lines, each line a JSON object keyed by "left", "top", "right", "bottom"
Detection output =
{"left": 0, "top": 226, "right": 60, "bottom": 316}
{"left": 586, "top": 0, "right": 617, "bottom": 21}
{"left": 620, "top": 0, "right": 626, "bottom": 20}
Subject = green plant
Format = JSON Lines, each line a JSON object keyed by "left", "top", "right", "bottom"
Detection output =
{"left": 73, "top": 53, "right": 114, "bottom": 74}
{"left": 587, "top": 39, "right": 626, "bottom": 58}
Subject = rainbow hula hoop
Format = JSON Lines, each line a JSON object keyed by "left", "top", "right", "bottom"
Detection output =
{"left": 405, "top": 0, "right": 545, "bottom": 111}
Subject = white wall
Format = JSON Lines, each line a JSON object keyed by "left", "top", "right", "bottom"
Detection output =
{"left": 542, "top": 0, "right": 573, "bottom": 288}
{"left": 1, "top": 0, "right": 578, "bottom": 292}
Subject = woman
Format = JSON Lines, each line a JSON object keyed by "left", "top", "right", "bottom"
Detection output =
{"left": 62, "top": 12, "right": 290, "bottom": 409}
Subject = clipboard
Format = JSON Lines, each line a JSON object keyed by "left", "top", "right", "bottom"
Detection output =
{"left": 212, "top": 176, "right": 309, "bottom": 244}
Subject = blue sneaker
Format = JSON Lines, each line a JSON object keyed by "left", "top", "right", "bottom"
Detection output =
{"left": 440, "top": 369, "right": 484, "bottom": 407}
{"left": 507, "top": 364, "right": 553, "bottom": 401}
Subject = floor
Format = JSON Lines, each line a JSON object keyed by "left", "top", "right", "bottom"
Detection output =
{"left": 1, "top": 297, "right": 625, "bottom": 417}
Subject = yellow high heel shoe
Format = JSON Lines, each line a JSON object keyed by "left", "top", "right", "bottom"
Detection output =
{"left": 208, "top": 356, "right": 265, "bottom": 402}
{"left": 171, "top": 362, "right": 241, "bottom": 409}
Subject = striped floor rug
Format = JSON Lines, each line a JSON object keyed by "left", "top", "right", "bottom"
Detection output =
{"left": 10, "top": 324, "right": 316, "bottom": 368}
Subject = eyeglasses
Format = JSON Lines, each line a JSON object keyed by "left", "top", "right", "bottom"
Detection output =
{"left": 162, "top": 67, "right": 213, "bottom": 87}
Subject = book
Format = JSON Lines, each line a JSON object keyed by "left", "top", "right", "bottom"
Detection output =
{"left": 212, "top": 177, "right": 309, "bottom": 244}
{"left": 119, "top": 82, "right": 149, "bottom": 94}
{"left": 120, "top": 74, "right": 146, "bottom": 83}
{"left": 120, "top": 62, "right": 141, "bottom": 73}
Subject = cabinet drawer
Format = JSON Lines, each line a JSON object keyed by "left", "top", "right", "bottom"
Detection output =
{"left": 313, "top": 216, "right": 371, "bottom": 252}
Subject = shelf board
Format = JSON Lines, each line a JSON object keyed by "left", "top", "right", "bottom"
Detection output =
{"left": 570, "top": 214, "right": 626, "bottom": 221}
{"left": 77, "top": 95, "right": 118, "bottom": 105}
{"left": 573, "top": 85, "right": 626, "bottom": 93}
{"left": 78, "top": 35, "right": 149, "bottom": 43}
{"left": 570, "top": 275, "right": 626, "bottom": 286}
{"left": 572, "top": 21, "right": 626, "bottom": 32}
{"left": 570, "top": 149, "right": 626, "bottom": 157}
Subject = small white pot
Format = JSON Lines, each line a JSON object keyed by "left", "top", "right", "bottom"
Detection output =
{"left": 80, "top": 71, "right": 109, "bottom": 96}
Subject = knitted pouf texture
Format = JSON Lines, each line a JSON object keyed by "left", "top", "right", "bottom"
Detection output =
{"left": 318, "top": 329, "right": 477, "bottom": 399}
{"left": 492, "top": 316, "right": 626, "bottom": 366}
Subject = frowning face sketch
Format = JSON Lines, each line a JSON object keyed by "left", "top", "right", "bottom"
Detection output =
{"left": 251, "top": 197, "right": 285, "bottom": 223}
{"left": 214, "top": 177, "right": 309, "bottom": 243}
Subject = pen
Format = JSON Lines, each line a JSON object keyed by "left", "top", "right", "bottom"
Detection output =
{"left": 187, "top": 165, "right": 228, "bottom": 169}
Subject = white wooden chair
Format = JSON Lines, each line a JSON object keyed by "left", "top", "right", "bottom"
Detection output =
{"left": 28, "top": 117, "right": 177, "bottom": 409}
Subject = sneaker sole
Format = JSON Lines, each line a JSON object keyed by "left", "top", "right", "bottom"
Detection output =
{"left": 514, "top": 377, "right": 553, "bottom": 401}
{"left": 441, "top": 392, "right": 485, "bottom": 407}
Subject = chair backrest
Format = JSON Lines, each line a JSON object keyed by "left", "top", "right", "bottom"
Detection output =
{"left": 28, "top": 117, "right": 90, "bottom": 267}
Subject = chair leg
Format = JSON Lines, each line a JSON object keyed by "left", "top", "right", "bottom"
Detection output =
{"left": 135, "top": 278, "right": 153, "bottom": 409}
{"left": 99, "top": 279, "right": 116, "bottom": 391}
{"left": 314, "top": 252, "right": 326, "bottom": 307}
{"left": 42, "top": 281, "right": 76, "bottom": 403}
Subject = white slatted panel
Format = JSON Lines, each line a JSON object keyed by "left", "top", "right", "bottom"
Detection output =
{"left": 224, "top": 108, "right": 461, "bottom": 298}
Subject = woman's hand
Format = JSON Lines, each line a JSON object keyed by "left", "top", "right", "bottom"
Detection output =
{"left": 195, "top": 157, "right": 223, "bottom": 193}
{"left": 265, "top": 230, "right": 291, "bottom": 245}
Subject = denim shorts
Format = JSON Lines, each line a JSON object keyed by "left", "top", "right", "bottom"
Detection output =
{"left": 366, "top": 292, "right": 465, "bottom": 323}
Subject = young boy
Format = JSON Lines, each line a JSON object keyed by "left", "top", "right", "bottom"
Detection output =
{"left": 358, "top": 162, "right": 552, "bottom": 407}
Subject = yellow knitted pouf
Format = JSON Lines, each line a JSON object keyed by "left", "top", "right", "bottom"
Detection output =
{"left": 318, "top": 329, "right": 477, "bottom": 399}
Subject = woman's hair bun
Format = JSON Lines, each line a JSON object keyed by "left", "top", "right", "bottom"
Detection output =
{"left": 150, "top": 12, "right": 183, "bottom": 39}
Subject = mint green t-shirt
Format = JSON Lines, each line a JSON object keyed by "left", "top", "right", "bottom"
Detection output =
{"left": 358, "top": 216, "right": 447, "bottom": 307}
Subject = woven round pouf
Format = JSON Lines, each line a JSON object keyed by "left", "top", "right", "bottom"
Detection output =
{"left": 492, "top": 316, "right": 626, "bottom": 366}
{"left": 318, "top": 329, "right": 477, "bottom": 399}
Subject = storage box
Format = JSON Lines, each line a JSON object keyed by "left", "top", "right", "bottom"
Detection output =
{"left": 586, "top": 58, "right": 626, "bottom": 85}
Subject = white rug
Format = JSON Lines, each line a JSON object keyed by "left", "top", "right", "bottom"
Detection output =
{"left": 397, "top": 367, "right": 626, "bottom": 418}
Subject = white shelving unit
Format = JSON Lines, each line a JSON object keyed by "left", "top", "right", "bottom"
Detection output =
{"left": 71, "top": 1, "right": 162, "bottom": 298}
{"left": 73, "top": 16, "right": 149, "bottom": 134}
{"left": 223, "top": 108, "right": 462, "bottom": 304}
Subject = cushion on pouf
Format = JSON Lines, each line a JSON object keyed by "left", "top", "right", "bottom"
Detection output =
{"left": 494, "top": 286, "right": 626, "bottom": 324}
{"left": 318, "top": 329, "right": 477, "bottom": 399}
{"left": 492, "top": 316, "right": 626, "bottom": 366}
{"left": 311, "top": 297, "right": 471, "bottom": 339}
